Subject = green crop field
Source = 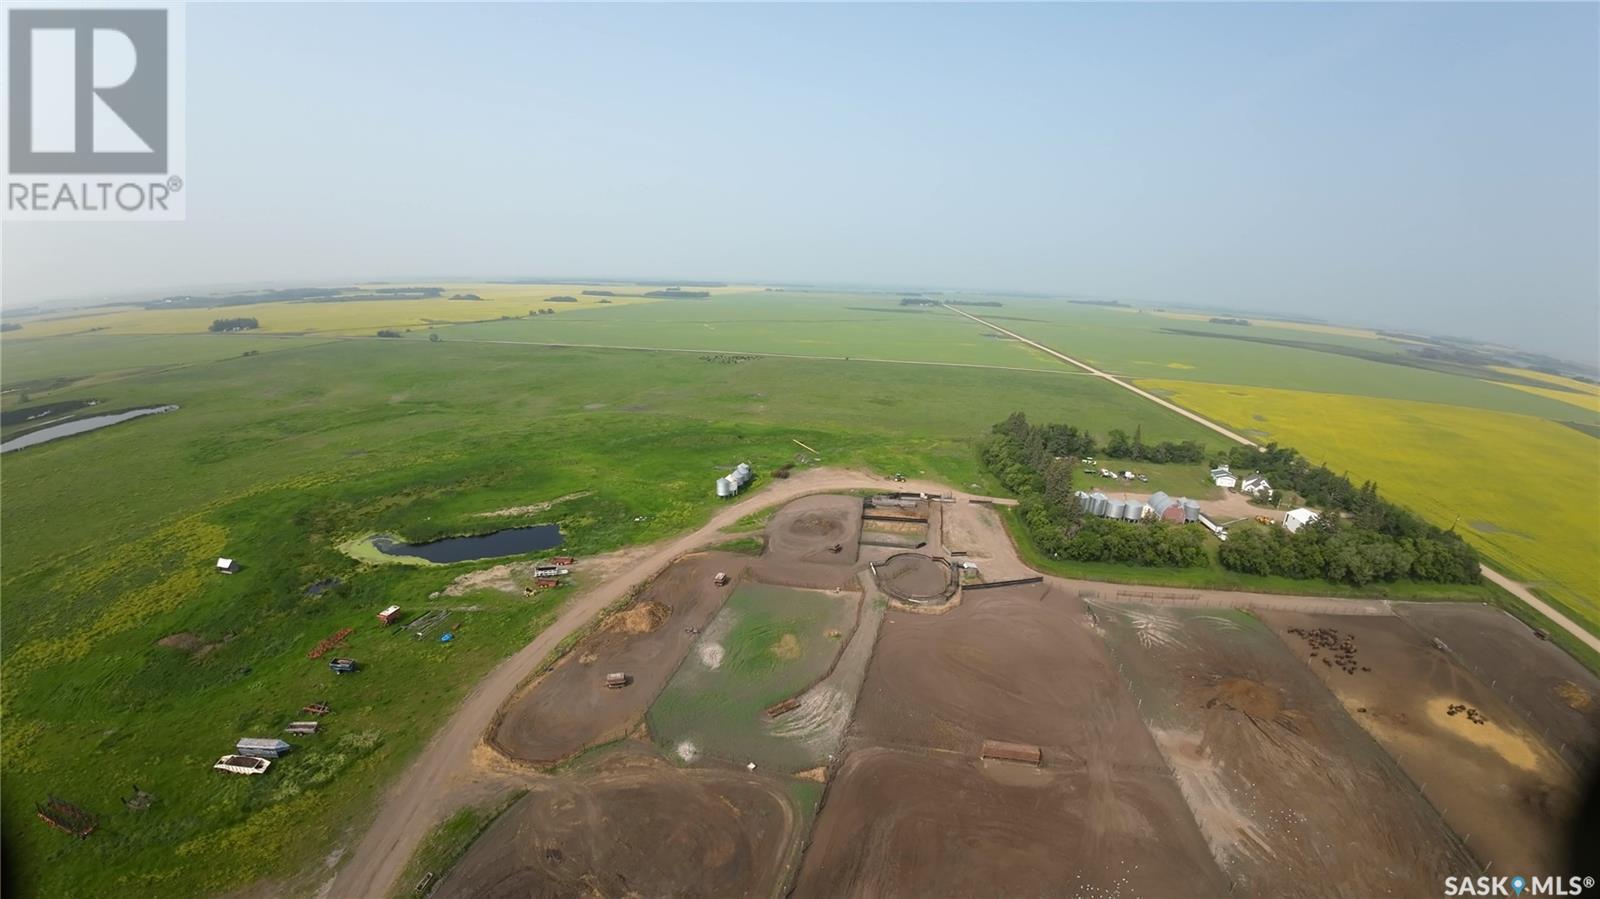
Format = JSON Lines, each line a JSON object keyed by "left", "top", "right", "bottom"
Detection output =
{"left": 646, "top": 583, "right": 854, "bottom": 770}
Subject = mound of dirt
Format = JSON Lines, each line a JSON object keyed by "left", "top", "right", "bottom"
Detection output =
{"left": 1201, "top": 677, "right": 1287, "bottom": 723}
{"left": 603, "top": 600, "right": 672, "bottom": 635}
{"left": 157, "top": 633, "right": 206, "bottom": 654}
{"left": 792, "top": 513, "right": 844, "bottom": 536}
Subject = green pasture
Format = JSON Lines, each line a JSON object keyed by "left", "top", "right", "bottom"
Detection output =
{"left": 647, "top": 584, "right": 853, "bottom": 770}
{"left": 0, "top": 332, "right": 333, "bottom": 393}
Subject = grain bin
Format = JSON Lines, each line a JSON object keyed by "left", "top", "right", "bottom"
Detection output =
{"left": 1105, "top": 499, "right": 1126, "bottom": 520}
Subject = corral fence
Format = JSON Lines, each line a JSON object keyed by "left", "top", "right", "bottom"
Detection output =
{"left": 964, "top": 576, "right": 1044, "bottom": 592}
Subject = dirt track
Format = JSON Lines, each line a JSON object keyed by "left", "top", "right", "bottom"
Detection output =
{"left": 323, "top": 468, "right": 981, "bottom": 899}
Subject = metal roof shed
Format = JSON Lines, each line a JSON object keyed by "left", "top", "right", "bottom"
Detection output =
{"left": 235, "top": 738, "right": 292, "bottom": 759}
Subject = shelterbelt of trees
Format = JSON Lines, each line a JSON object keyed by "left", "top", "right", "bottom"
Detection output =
{"left": 983, "top": 413, "right": 1481, "bottom": 586}
{"left": 1215, "top": 444, "right": 1481, "bottom": 585}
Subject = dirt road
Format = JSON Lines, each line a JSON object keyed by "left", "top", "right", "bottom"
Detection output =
{"left": 945, "top": 305, "right": 1600, "bottom": 656}
{"left": 323, "top": 468, "right": 993, "bottom": 899}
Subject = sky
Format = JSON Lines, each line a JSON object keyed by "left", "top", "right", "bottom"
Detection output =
{"left": 3, "top": 2, "right": 1597, "bottom": 363}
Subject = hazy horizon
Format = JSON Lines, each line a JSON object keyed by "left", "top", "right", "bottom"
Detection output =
{"left": 4, "top": 2, "right": 1596, "bottom": 363}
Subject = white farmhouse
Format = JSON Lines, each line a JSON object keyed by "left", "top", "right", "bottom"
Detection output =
{"left": 1283, "top": 508, "right": 1321, "bottom": 533}
{"left": 1209, "top": 465, "right": 1237, "bottom": 489}
{"left": 1240, "top": 474, "right": 1271, "bottom": 496}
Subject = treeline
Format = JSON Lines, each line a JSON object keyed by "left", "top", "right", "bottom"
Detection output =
{"left": 1209, "top": 317, "right": 1250, "bottom": 326}
{"left": 1105, "top": 427, "right": 1205, "bottom": 463}
{"left": 644, "top": 289, "right": 710, "bottom": 299}
{"left": 984, "top": 413, "right": 1206, "bottom": 568}
{"left": 209, "top": 317, "right": 259, "bottom": 332}
{"left": 1215, "top": 443, "right": 1479, "bottom": 585}
{"left": 978, "top": 416, "right": 1204, "bottom": 468}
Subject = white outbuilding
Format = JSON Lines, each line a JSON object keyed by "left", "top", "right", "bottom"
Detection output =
{"left": 1283, "top": 508, "right": 1321, "bottom": 533}
{"left": 1209, "top": 465, "right": 1237, "bottom": 489}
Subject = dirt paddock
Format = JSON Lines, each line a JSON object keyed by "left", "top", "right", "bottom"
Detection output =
{"left": 1260, "top": 609, "right": 1583, "bottom": 874}
{"left": 1101, "top": 604, "right": 1474, "bottom": 894}
{"left": 796, "top": 745, "right": 1225, "bottom": 898}
{"left": 1396, "top": 602, "right": 1600, "bottom": 772}
{"left": 435, "top": 744, "right": 802, "bottom": 899}
{"left": 871, "top": 552, "right": 956, "bottom": 605}
{"left": 804, "top": 585, "right": 1226, "bottom": 896}
{"left": 492, "top": 553, "right": 746, "bottom": 764}
{"left": 764, "top": 494, "right": 862, "bottom": 564}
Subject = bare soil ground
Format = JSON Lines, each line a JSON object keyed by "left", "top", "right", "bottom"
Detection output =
{"left": 1395, "top": 603, "right": 1600, "bottom": 772}
{"left": 1101, "top": 605, "right": 1474, "bottom": 895}
{"left": 435, "top": 744, "right": 802, "bottom": 899}
{"left": 1259, "top": 609, "right": 1582, "bottom": 873}
{"left": 793, "top": 745, "right": 1226, "bottom": 899}
{"left": 492, "top": 553, "right": 747, "bottom": 764}
{"left": 851, "top": 585, "right": 1150, "bottom": 758}
{"left": 806, "top": 584, "right": 1227, "bottom": 897}
{"left": 765, "top": 494, "right": 862, "bottom": 565}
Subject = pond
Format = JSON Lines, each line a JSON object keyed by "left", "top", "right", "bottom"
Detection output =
{"left": 373, "top": 524, "right": 563, "bottom": 564}
{"left": 0, "top": 404, "right": 179, "bottom": 454}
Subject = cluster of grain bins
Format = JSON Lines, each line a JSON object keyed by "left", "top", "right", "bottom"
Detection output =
{"left": 715, "top": 462, "right": 753, "bottom": 498}
{"left": 1073, "top": 490, "right": 1202, "bottom": 526}
{"left": 1075, "top": 491, "right": 1148, "bottom": 522}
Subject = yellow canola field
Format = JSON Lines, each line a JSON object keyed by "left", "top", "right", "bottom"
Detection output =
{"left": 1142, "top": 379, "right": 1600, "bottom": 632}
{"left": 3, "top": 283, "right": 752, "bottom": 338}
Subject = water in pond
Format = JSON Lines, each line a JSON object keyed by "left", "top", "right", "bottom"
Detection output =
{"left": 374, "top": 524, "right": 563, "bottom": 564}
{"left": 0, "top": 404, "right": 179, "bottom": 454}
